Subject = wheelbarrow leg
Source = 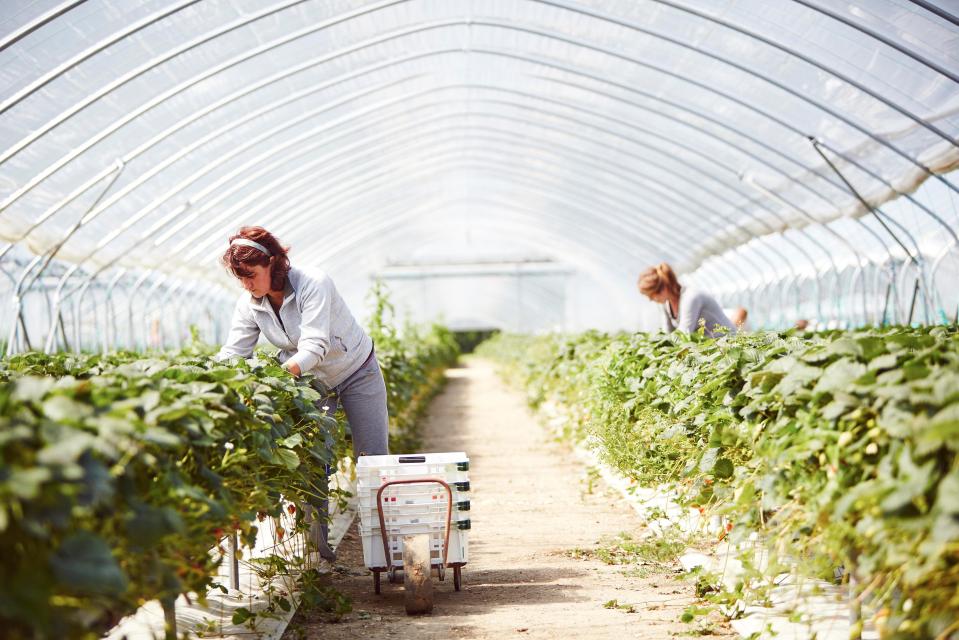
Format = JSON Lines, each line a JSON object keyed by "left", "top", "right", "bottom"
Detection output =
{"left": 403, "top": 534, "right": 433, "bottom": 615}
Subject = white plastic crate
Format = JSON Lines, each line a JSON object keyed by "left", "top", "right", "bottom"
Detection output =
{"left": 360, "top": 523, "right": 469, "bottom": 568}
{"left": 356, "top": 452, "right": 470, "bottom": 569}
{"left": 356, "top": 482, "right": 470, "bottom": 512}
{"left": 356, "top": 452, "right": 469, "bottom": 485}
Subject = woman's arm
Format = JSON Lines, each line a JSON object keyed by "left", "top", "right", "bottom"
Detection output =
{"left": 216, "top": 297, "right": 260, "bottom": 360}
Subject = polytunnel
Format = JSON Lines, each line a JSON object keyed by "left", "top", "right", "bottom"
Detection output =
{"left": 1, "top": 0, "right": 958, "bottom": 351}
{"left": 3, "top": 4, "right": 959, "bottom": 640}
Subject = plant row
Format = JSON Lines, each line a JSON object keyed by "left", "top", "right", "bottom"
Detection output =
{"left": 0, "top": 319, "right": 458, "bottom": 638}
{"left": 478, "top": 326, "right": 959, "bottom": 639}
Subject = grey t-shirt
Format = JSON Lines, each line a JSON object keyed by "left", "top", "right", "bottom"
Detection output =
{"left": 662, "top": 287, "right": 736, "bottom": 338}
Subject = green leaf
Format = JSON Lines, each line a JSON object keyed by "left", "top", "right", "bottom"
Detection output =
{"left": 273, "top": 448, "right": 300, "bottom": 470}
{"left": 232, "top": 607, "right": 254, "bottom": 625}
{"left": 278, "top": 433, "right": 303, "bottom": 449}
{"left": 880, "top": 447, "right": 935, "bottom": 513}
{"left": 36, "top": 429, "right": 97, "bottom": 466}
{"left": 41, "top": 395, "right": 93, "bottom": 422}
{"left": 855, "top": 336, "right": 887, "bottom": 361}
{"left": 867, "top": 353, "right": 898, "bottom": 372}
{"left": 7, "top": 467, "right": 52, "bottom": 499}
{"left": 713, "top": 458, "right": 734, "bottom": 479}
{"left": 52, "top": 532, "right": 128, "bottom": 595}
{"left": 936, "top": 470, "right": 959, "bottom": 514}
{"left": 914, "top": 404, "right": 959, "bottom": 455}
{"left": 813, "top": 358, "right": 867, "bottom": 395}
{"left": 11, "top": 376, "right": 55, "bottom": 402}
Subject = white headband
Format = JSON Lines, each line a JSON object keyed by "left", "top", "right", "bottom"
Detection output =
{"left": 230, "top": 238, "right": 272, "bottom": 256}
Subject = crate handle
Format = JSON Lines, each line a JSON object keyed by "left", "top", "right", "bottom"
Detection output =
{"left": 398, "top": 456, "right": 427, "bottom": 463}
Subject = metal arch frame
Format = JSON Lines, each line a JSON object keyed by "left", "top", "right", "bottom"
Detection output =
{"left": 0, "top": 0, "right": 410, "bottom": 167}
{"left": 813, "top": 137, "right": 959, "bottom": 252}
{"left": 183, "top": 119, "right": 780, "bottom": 302}
{"left": 219, "top": 134, "right": 775, "bottom": 286}
{"left": 5, "top": 72, "right": 425, "bottom": 255}
{"left": 177, "top": 91, "right": 813, "bottom": 259}
{"left": 291, "top": 191, "right": 681, "bottom": 300}
{"left": 0, "top": 41, "right": 916, "bottom": 286}
{"left": 197, "top": 136, "right": 710, "bottom": 260}
{"left": 164, "top": 90, "right": 760, "bottom": 252}
{"left": 0, "top": 0, "right": 88, "bottom": 52}
{"left": 167, "top": 99, "right": 777, "bottom": 262}
{"left": 5, "top": 5, "right": 952, "bottom": 215}
{"left": 587, "top": 0, "right": 959, "bottom": 146}
{"left": 907, "top": 1, "right": 959, "bottom": 28}
{"left": 0, "top": 0, "right": 204, "bottom": 115}
{"left": 506, "top": 4, "right": 957, "bottom": 190}
{"left": 789, "top": 0, "right": 959, "bottom": 86}
{"left": 6, "top": 37, "right": 855, "bottom": 249}
{"left": 16, "top": 74, "right": 791, "bottom": 267}
{"left": 812, "top": 139, "right": 940, "bottom": 323}
{"left": 173, "top": 113, "right": 770, "bottom": 272}
{"left": 3, "top": 9, "right": 952, "bottom": 318}
{"left": 223, "top": 128, "right": 744, "bottom": 264}
{"left": 930, "top": 236, "right": 959, "bottom": 322}
{"left": 254, "top": 157, "right": 761, "bottom": 296}
{"left": 161, "top": 99, "right": 748, "bottom": 262}
{"left": 313, "top": 206, "right": 743, "bottom": 329}
{"left": 266, "top": 156, "right": 685, "bottom": 266}
{"left": 6, "top": 11, "right": 952, "bottom": 232}
{"left": 741, "top": 175, "right": 864, "bottom": 324}
{"left": 305, "top": 191, "right": 651, "bottom": 307}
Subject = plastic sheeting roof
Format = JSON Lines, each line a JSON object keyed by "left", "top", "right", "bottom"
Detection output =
{"left": 1, "top": 0, "right": 958, "bottom": 290}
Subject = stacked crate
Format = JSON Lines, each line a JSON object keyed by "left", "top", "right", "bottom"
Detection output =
{"left": 356, "top": 452, "right": 471, "bottom": 569}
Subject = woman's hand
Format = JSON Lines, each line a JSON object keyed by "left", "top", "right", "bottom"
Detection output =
{"left": 284, "top": 361, "right": 302, "bottom": 377}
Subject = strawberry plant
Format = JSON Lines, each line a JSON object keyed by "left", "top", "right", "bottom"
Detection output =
{"left": 0, "top": 306, "right": 458, "bottom": 638}
{"left": 480, "top": 326, "right": 959, "bottom": 639}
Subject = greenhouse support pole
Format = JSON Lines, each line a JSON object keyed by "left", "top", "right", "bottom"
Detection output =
{"left": 43, "top": 264, "right": 81, "bottom": 354}
{"left": 907, "top": 279, "right": 921, "bottom": 326}
{"left": 744, "top": 176, "right": 870, "bottom": 326}
{"left": 810, "top": 140, "right": 934, "bottom": 324}
{"left": 140, "top": 275, "right": 169, "bottom": 351}
{"left": 127, "top": 271, "right": 155, "bottom": 351}
{"left": 6, "top": 255, "right": 46, "bottom": 355}
{"left": 930, "top": 238, "right": 959, "bottom": 322}
{"left": 103, "top": 269, "right": 127, "bottom": 351}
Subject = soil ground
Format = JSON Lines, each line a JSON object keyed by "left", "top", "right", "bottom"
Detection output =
{"left": 284, "top": 359, "right": 734, "bottom": 639}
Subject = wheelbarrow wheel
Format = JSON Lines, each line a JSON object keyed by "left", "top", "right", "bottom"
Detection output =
{"left": 373, "top": 569, "right": 381, "bottom": 595}
{"left": 403, "top": 534, "right": 433, "bottom": 615}
{"left": 453, "top": 566, "right": 462, "bottom": 592}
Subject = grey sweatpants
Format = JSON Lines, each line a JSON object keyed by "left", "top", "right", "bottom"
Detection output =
{"left": 308, "top": 349, "right": 390, "bottom": 559}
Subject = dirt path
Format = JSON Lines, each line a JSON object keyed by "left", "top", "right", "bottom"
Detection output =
{"left": 286, "top": 359, "right": 732, "bottom": 639}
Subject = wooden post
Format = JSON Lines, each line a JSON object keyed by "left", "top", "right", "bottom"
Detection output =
{"left": 403, "top": 534, "right": 433, "bottom": 615}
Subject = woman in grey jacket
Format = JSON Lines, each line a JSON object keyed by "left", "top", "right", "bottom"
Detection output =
{"left": 217, "top": 226, "right": 389, "bottom": 563}
{"left": 638, "top": 263, "right": 735, "bottom": 338}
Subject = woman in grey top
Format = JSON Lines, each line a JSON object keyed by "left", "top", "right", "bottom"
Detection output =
{"left": 638, "top": 263, "right": 735, "bottom": 338}
{"left": 218, "top": 226, "right": 389, "bottom": 563}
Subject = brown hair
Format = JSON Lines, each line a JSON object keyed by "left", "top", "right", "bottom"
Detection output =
{"left": 221, "top": 226, "right": 291, "bottom": 292}
{"left": 637, "top": 262, "right": 681, "bottom": 299}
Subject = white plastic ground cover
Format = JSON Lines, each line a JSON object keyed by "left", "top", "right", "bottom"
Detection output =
{"left": 1, "top": 0, "right": 957, "bottom": 286}
{"left": 105, "top": 463, "right": 357, "bottom": 640}
{"left": 539, "top": 400, "right": 880, "bottom": 640}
